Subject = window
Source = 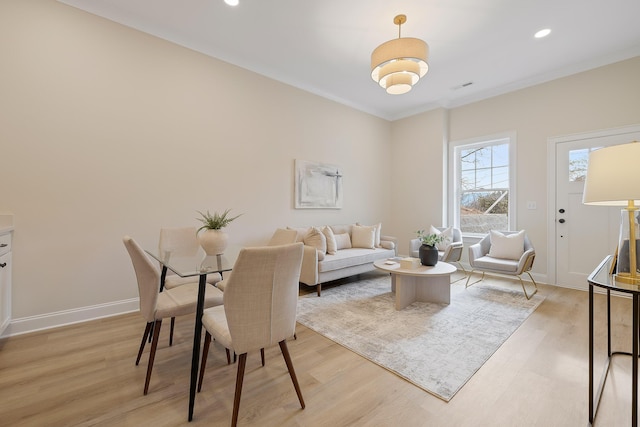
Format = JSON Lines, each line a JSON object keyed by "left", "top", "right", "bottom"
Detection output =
{"left": 449, "top": 134, "right": 516, "bottom": 235}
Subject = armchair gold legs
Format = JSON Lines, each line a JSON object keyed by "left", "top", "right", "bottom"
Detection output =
{"left": 465, "top": 270, "right": 538, "bottom": 300}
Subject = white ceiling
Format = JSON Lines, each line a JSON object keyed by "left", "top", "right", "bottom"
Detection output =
{"left": 58, "top": 0, "right": 640, "bottom": 121}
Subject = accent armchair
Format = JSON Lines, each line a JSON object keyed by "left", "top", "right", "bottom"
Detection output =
{"left": 410, "top": 226, "right": 466, "bottom": 279}
{"left": 465, "top": 230, "right": 538, "bottom": 299}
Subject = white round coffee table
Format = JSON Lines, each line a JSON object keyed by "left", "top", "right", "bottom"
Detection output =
{"left": 374, "top": 259, "right": 457, "bottom": 310}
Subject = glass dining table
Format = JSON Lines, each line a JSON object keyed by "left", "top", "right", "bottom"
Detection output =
{"left": 146, "top": 246, "right": 241, "bottom": 422}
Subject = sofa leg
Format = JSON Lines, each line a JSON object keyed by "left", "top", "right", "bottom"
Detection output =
{"left": 316, "top": 284, "right": 321, "bottom": 297}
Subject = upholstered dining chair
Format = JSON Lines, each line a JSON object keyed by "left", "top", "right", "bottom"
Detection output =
{"left": 122, "top": 235, "right": 224, "bottom": 395}
{"left": 410, "top": 226, "right": 466, "bottom": 280}
{"left": 465, "top": 230, "right": 538, "bottom": 299}
{"left": 158, "top": 227, "right": 222, "bottom": 290}
{"left": 197, "top": 242, "right": 305, "bottom": 427}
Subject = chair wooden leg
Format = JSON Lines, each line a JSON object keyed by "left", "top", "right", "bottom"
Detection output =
{"left": 226, "top": 348, "right": 231, "bottom": 365}
{"left": 169, "top": 317, "right": 175, "bottom": 346}
{"left": 260, "top": 348, "right": 265, "bottom": 367}
{"left": 198, "top": 332, "right": 212, "bottom": 392}
{"left": 279, "top": 340, "right": 305, "bottom": 409}
{"left": 316, "top": 283, "right": 321, "bottom": 297}
{"left": 136, "top": 322, "right": 152, "bottom": 366}
{"left": 144, "top": 319, "right": 162, "bottom": 395}
{"left": 231, "top": 353, "right": 248, "bottom": 427}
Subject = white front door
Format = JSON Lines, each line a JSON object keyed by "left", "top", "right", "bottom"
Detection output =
{"left": 553, "top": 126, "right": 640, "bottom": 289}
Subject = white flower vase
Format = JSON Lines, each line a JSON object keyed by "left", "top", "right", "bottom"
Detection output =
{"left": 198, "top": 229, "right": 228, "bottom": 255}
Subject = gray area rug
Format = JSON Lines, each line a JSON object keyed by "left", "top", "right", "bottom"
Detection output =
{"left": 296, "top": 273, "right": 545, "bottom": 401}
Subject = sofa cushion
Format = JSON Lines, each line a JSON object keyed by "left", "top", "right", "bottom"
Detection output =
{"left": 473, "top": 255, "right": 519, "bottom": 273}
{"left": 489, "top": 230, "right": 525, "bottom": 260}
{"left": 330, "top": 224, "right": 353, "bottom": 236}
{"left": 334, "top": 233, "right": 352, "bottom": 250}
{"left": 318, "top": 248, "right": 393, "bottom": 273}
{"left": 352, "top": 225, "right": 375, "bottom": 249}
{"left": 322, "top": 226, "right": 337, "bottom": 255}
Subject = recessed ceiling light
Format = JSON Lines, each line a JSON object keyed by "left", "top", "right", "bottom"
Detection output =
{"left": 534, "top": 28, "right": 551, "bottom": 38}
{"left": 225, "top": 0, "right": 239, "bottom": 5}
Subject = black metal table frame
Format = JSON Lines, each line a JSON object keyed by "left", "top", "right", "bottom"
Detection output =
{"left": 588, "top": 256, "right": 638, "bottom": 426}
{"left": 148, "top": 250, "right": 233, "bottom": 422}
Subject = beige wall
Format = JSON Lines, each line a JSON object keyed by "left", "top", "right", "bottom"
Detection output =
{"left": 1, "top": 0, "right": 639, "bottom": 331}
{"left": 390, "top": 57, "right": 640, "bottom": 278}
{"left": 0, "top": 0, "right": 392, "bottom": 322}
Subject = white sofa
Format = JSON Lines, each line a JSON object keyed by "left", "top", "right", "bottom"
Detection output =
{"left": 270, "top": 223, "right": 397, "bottom": 296}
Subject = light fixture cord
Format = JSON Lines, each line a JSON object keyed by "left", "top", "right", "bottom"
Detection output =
{"left": 398, "top": 22, "right": 402, "bottom": 38}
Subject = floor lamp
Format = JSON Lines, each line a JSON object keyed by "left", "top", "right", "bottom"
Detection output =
{"left": 583, "top": 141, "right": 640, "bottom": 284}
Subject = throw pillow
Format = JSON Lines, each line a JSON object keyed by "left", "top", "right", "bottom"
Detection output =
{"left": 268, "top": 228, "right": 298, "bottom": 246}
{"left": 303, "top": 227, "right": 327, "bottom": 255}
{"left": 351, "top": 225, "right": 375, "bottom": 249}
{"left": 334, "top": 233, "right": 352, "bottom": 250}
{"left": 322, "top": 226, "right": 337, "bottom": 255}
{"left": 379, "top": 241, "right": 395, "bottom": 250}
{"left": 429, "top": 225, "right": 452, "bottom": 251}
{"left": 357, "top": 222, "right": 382, "bottom": 247}
{"left": 488, "top": 230, "right": 525, "bottom": 260}
{"left": 287, "top": 226, "right": 310, "bottom": 243}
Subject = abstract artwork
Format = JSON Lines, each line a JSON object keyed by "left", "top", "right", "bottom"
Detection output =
{"left": 295, "top": 159, "right": 343, "bottom": 209}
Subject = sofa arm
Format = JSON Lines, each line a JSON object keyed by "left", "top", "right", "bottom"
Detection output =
{"left": 299, "top": 244, "right": 318, "bottom": 286}
{"left": 409, "top": 238, "right": 421, "bottom": 256}
{"left": 380, "top": 235, "right": 398, "bottom": 255}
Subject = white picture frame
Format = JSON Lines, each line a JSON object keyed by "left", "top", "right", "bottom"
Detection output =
{"left": 295, "top": 159, "right": 343, "bottom": 209}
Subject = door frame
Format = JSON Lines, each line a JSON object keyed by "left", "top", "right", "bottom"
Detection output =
{"left": 547, "top": 124, "right": 640, "bottom": 288}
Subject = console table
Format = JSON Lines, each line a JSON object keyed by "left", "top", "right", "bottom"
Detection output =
{"left": 588, "top": 255, "right": 639, "bottom": 426}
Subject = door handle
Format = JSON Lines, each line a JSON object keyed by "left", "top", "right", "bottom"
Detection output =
{"left": 559, "top": 219, "right": 566, "bottom": 223}
{"left": 0, "top": 263, "right": 6, "bottom": 268}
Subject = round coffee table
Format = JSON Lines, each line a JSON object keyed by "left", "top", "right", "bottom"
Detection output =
{"left": 374, "top": 259, "right": 457, "bottom": 310}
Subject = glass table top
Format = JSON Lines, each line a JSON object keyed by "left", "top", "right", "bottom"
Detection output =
{"left": 588, "top": 255, "right": 640, "bottom": 294}
{"left": 146, "top": 245, "right": 241, "bottom": 278}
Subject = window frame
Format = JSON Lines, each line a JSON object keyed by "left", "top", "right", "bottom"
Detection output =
{"left": 448, "top": 132, "right": 517, "bottom": 238}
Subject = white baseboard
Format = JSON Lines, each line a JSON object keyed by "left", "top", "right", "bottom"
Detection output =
{"left": 1, "top": 298, "right": 139, "bottom": 338}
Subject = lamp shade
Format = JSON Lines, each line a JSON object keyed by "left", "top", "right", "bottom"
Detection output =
{"left": 582, "top": 142, "right": 640, "bottom": 206}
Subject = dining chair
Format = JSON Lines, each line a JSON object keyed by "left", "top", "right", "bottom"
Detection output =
{"left": 123, "top": 235, "right": 225, "bottom": 395}
{"left": 158, "top": 227, "right": 222, "bottom": 290}
{"left": 197, "top": 242, "right": 305, "bottom": 427}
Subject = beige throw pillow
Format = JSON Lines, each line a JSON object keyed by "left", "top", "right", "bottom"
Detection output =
{"left": 303, "top": 227, "right": 327, "bottom": 255}
{"left": 334, "top": 233, "right": 352, "bottom": 250}
{"left": 357, "top": 222, "right": 382, "bottom": 247}
{"left": 488, "top": 230, "right": 525, "bottom": 260}
{"left": 351, "top": 225, "right": 375, "bottom": 249}
{"left": 268, "top": 228, "right": 298, "bottom": 246}
{"left": 322, "top": 226, "right": 337, "bottom": 255}
{"left": 287, "top": 226, "right": 310, "bottom": 243}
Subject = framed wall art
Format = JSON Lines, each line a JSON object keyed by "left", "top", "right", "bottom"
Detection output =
{"left": 294, "top": 159, "right": 343, "bottom": 209}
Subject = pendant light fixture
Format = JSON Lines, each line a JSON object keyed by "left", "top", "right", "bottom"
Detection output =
{"left": 371, "top": 14, "right": 429, "bottom": 95}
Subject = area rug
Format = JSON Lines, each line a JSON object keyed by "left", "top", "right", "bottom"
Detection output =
{"left": 296, "top": 273, "right": 545, "bottom": 401}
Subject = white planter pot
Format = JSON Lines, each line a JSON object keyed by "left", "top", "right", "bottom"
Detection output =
{"left": 198, "top": 229, "right": 228, "bottom": 255}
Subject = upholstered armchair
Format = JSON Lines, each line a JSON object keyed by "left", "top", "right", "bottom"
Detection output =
{"left": 410, "top": 226, "right": 466, "bottom": 277}
{"left": 465, "top": 230, "right": 538, "bottom": 299}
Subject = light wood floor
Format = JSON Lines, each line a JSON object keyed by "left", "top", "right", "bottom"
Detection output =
{"left": 0, "top": 272, "right": 635, "bottom": 426}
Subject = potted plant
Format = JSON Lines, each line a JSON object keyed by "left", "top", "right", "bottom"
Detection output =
{"left": 196, "top": 209, "right": 242, "bottom": 255}
{"left": 416, "top": 229, "right": 447, "bottom": 266}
